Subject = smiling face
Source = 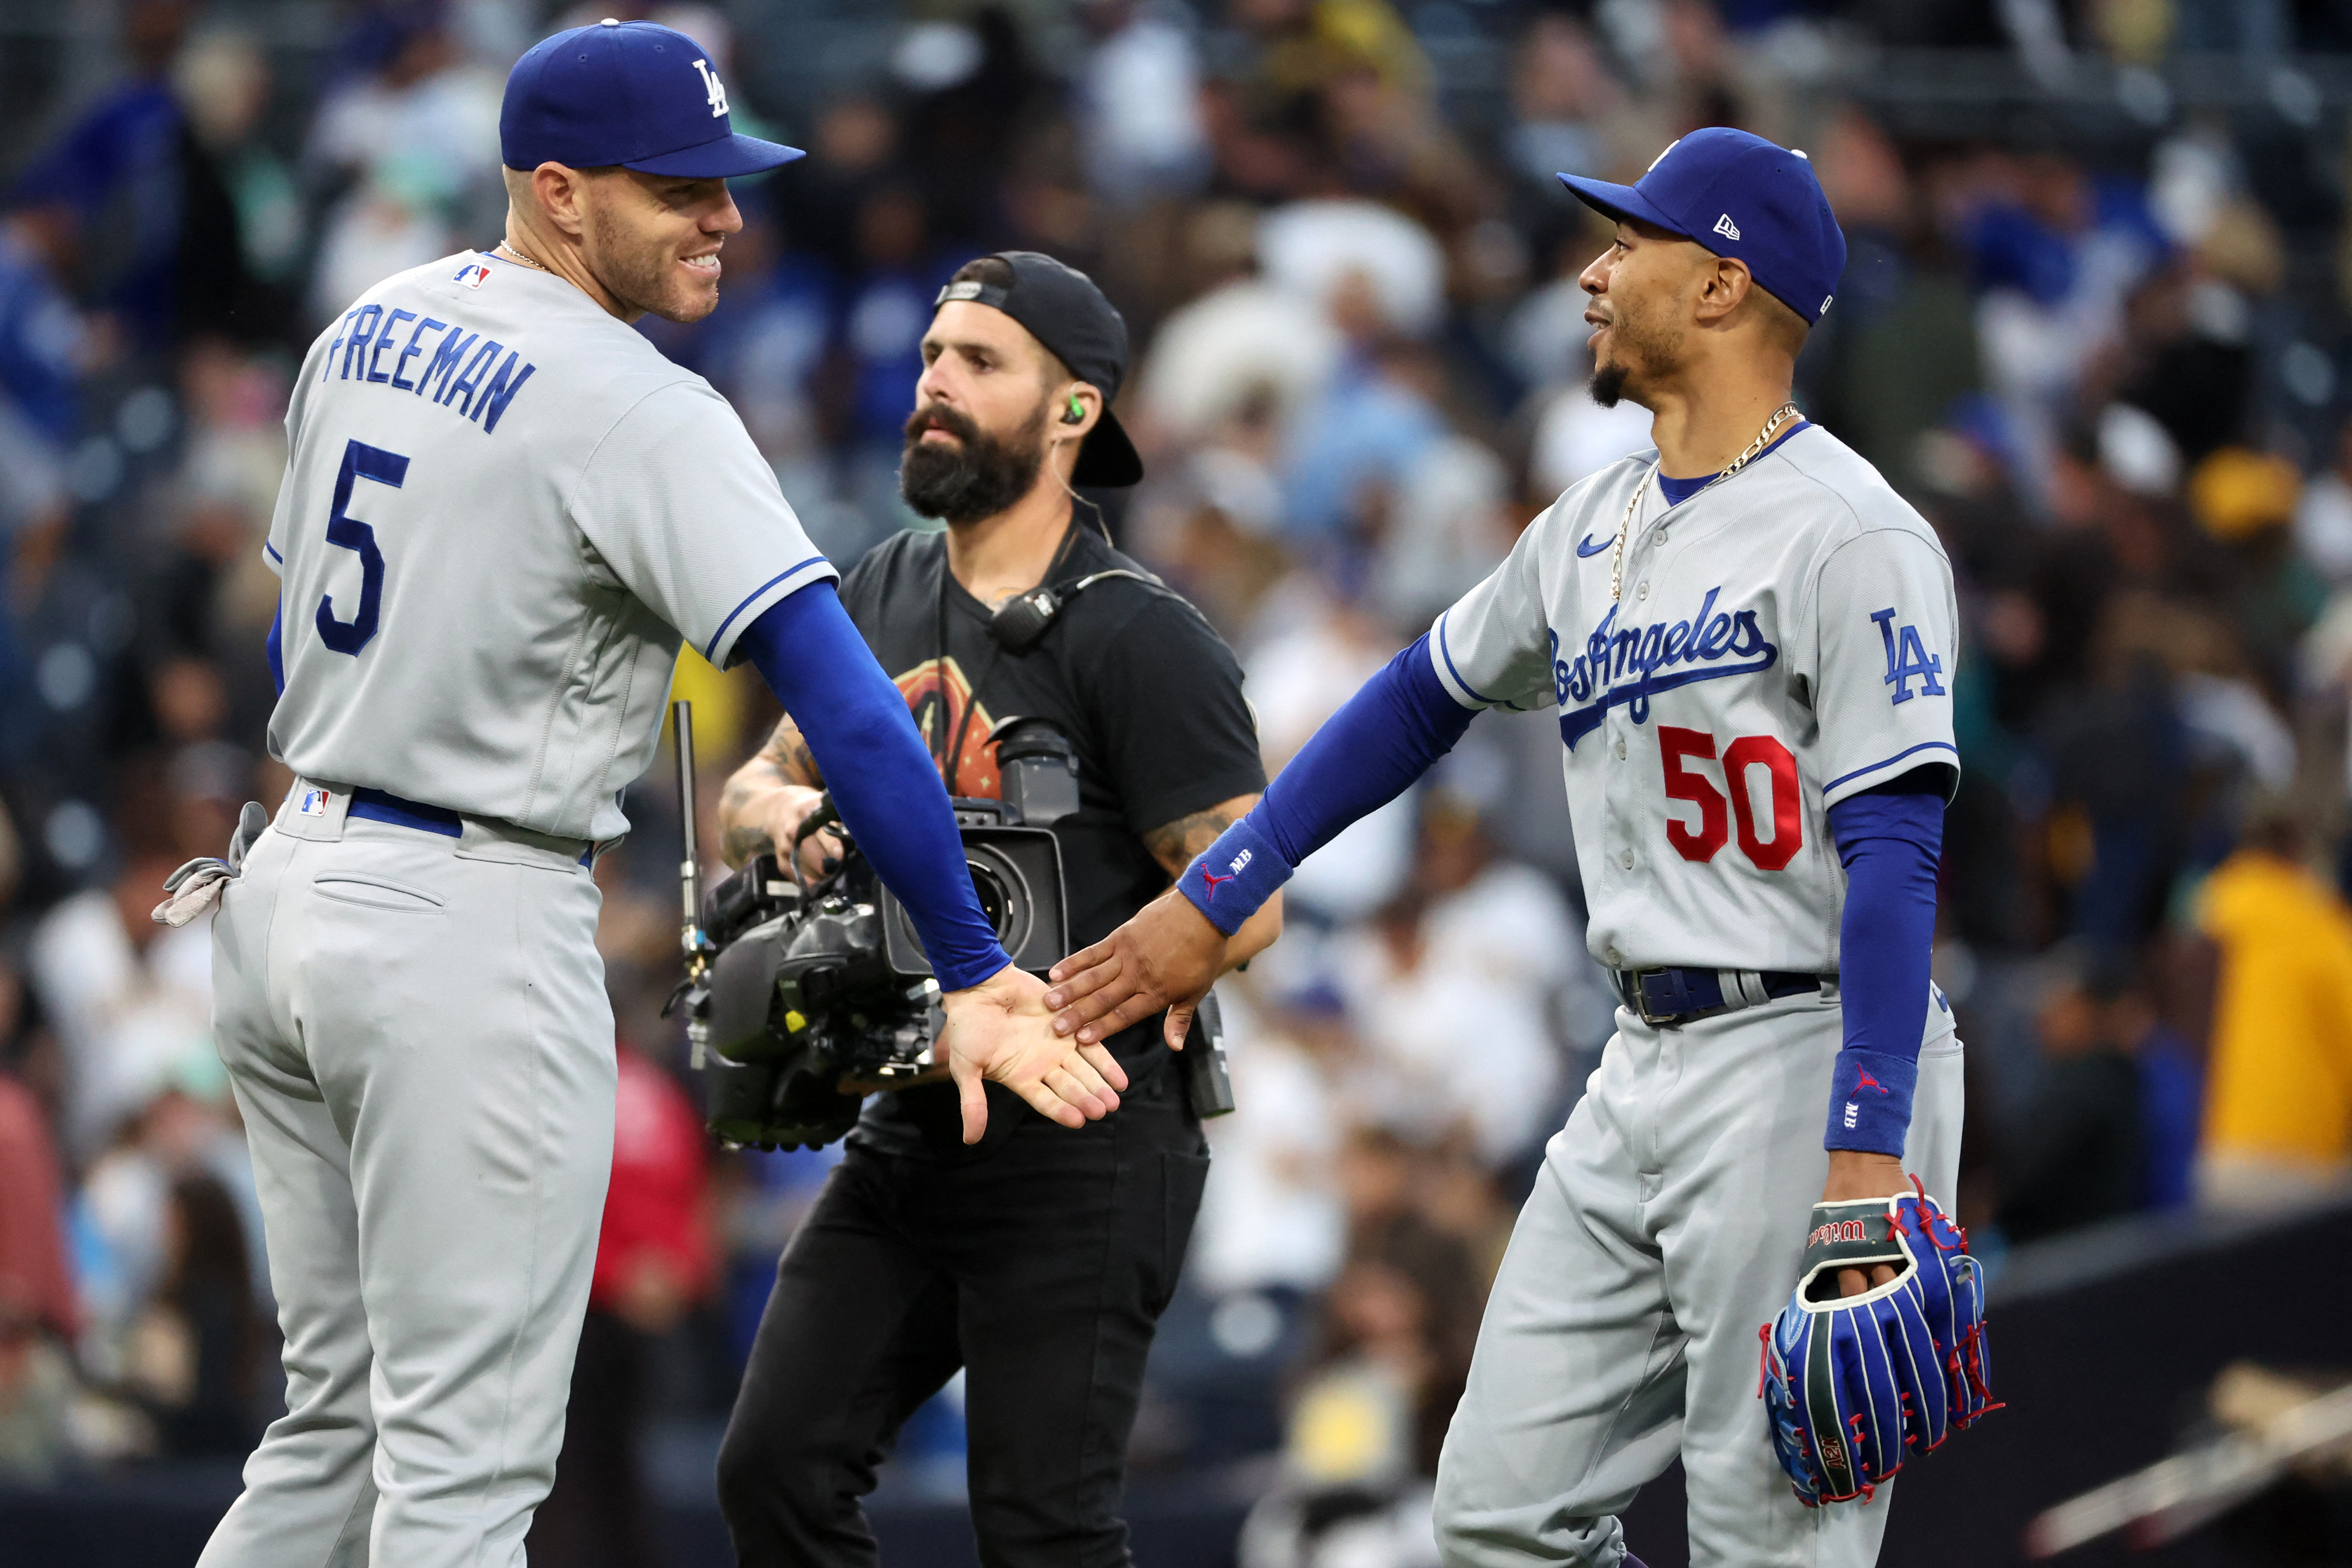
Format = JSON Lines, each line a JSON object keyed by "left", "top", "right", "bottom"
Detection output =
{"left": 575, "top": 167, "right": 740, "bottom": 323}
{"left": 1578, "top": 217, "right": 1710, "bottom": 409}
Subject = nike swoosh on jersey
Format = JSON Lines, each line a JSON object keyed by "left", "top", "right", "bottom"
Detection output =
{"left": 1576, "top": 534, "right": 1614, "bottom": 557}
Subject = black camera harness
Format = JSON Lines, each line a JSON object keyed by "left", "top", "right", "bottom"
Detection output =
{"left": 930, "top": 518, "right": 1204, "bottom": 793}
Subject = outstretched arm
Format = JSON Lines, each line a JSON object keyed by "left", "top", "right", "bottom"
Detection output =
{"left": 1125, "top": 793, "right": 1286, "bottom": 1046}
{"left": 1048, "top": 634, "right": 1474, "bottom": 1043}
{"left": 1139, "top": 794, "right": 1286, "bottom": 971}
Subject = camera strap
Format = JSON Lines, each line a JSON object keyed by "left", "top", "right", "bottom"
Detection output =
{"left": 931, "top": 521, "right": 1082, "bottom": 794}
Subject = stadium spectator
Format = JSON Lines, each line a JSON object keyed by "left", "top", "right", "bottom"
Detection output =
{"left": 1995, "top": 951, "right": 2147, "bottom": 1243}
{"left": 121, "top": 1171, "right": 265, "bottom": 1458}
{"left": 0, "top": 985, "right": 79, "bottom": 1484}
{"left": 2192, "top": 808, "right": 2352, "bottom": 1210}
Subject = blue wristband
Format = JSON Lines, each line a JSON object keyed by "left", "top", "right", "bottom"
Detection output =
{"left": 1177, "top": 815, "right": 1292, "bottom": 937}
{"left": 1827, "top": 1047, "right": 1921, "bottom": 1154}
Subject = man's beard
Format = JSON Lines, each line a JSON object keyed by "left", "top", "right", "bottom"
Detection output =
{"left": 1588, "top": 305, "right": 1677, "bottom": 411}
{"left": 587, "top": 204, "right": 715, "bottom": 324}
{"left": 899, "top": 400, "right": 1048, "bottom": 524}
{"left": 1590, "top": 359, "right": 1632, "bottom": 409}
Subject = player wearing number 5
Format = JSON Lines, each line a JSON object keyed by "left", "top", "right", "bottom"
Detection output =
{"left": 190, "top": 23, "right": 1124, "bottom": 1568}
{"left": 1046, "top": 129, "right": 1978, "bottom": 1566}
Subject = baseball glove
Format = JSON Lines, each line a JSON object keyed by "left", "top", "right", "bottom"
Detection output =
{"left": 1757, "top": 1180, "right": 1996, "bottom": 1506}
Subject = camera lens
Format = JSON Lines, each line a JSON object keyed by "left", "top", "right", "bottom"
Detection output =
{"left": 964, "top": 847, "right": 1033, "bottom": 955}
{"left": 968, "top": 862, "right": 1012, "bottom": 938}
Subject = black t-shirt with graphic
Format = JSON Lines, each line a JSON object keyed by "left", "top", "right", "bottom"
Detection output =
{"left": 835, "top": 526, "right": 1265, "bottom": 1159}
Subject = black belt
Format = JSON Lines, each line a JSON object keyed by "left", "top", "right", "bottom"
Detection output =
{"left": 1612, "top": 966, "right": 1830, "bottom": 1028}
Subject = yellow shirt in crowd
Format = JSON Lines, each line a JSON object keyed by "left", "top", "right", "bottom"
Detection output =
{"left": 2196, "top": 850, "right": 2352, "bottom": 1170}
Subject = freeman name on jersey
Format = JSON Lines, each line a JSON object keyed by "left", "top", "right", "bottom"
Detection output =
{"left": 319, "top": 283, "right": 538, "bottom": 435}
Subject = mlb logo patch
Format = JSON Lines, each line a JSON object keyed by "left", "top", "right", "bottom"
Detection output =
{"left": 297, "top": 788, "right": 331, "bottom": 817}
{"left": 454, "top": 262, "right": 492, "bottom": 289}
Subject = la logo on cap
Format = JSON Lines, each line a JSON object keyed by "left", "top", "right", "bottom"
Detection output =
{"left": 690, "top": 57, "right": 728, "bottom": 117}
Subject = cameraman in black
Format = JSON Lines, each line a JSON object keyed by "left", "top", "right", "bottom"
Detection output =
{"left": 712, "top": 252, "right": 1280, "bottom": 1566}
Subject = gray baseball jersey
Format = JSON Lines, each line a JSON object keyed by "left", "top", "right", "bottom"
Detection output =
{"left": 264, "top": 249, "right": 837, "bottom": 841}
{"left": 1420, "top": 421, "right": 1964, "bottom": 1568}
{"left": 1426, "top": 423, "right": 1959, "bottom": 975}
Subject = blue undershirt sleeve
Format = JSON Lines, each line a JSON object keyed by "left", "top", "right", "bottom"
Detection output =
{"left": 1823, "top": 782, "right": 1945, "bottom": 1156}
{"left": 1177, "top": 634, "right": 1475, "bottom": 934}
{"left": 266, "top": 599, "right": 283, "bottom": 696}
{"left": 737, "top": 583, "right": 1011, "bottom": 992}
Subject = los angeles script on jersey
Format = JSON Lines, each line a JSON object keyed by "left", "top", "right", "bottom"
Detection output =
{"left": 1553, "top": 586, "right": 1776, "bottom": 747}
{"left": 317, "top": 295, "right": 537, "bottom": 434}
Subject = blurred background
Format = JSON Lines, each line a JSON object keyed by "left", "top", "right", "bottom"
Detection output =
{"left": 1, "top": 0, "right": 2350, "bottom": 1564}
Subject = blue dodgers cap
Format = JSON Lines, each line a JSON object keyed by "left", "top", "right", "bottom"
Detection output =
{"left": 1559, "top": 127, "right": 1847, "bottom": 323}
{"left": 501, "top": 19, "right": 803, "bottom": 179}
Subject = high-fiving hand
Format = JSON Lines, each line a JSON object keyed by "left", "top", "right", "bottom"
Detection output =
{"left": 1044, "top": 886, "right": 1229, "bottom": 1050}
{"left": 940, "top": 963, "right": 1129, "bottom": 1144}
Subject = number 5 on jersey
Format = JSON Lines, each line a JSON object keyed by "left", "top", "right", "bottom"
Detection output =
{"left": 1659, "top": 726, "right": 1801, "bottom": 870}
{"left": 316, "top": 438, "right": 409, "bottom": 655}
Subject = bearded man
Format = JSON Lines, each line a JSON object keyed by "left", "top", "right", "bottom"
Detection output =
{"left": 710, "top": 251, "right": 1280, "bottom": 1567}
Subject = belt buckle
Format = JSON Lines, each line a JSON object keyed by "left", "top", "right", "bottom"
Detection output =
{"left": 1629, "top": 970, "right": 1678, "bottom": 1028}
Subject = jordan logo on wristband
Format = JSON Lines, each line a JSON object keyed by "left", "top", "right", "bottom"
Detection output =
{"left": 1200, "top": 870, "right": 1233, "bottom": 897}
{"left": 1855, "top": 1068, "right": 1887, "bottom": 1095}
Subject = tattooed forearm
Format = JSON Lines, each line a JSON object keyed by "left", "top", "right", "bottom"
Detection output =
{"left": 715, "top": 717, "right": 825, "bottom": 869}
{"left": 763, "top": 717, "right": 822, "bottom": 789}
{"left": 1140, "top": 793, "right": 1260, "bottom": 879}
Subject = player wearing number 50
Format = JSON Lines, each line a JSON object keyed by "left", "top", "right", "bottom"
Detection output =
{"left": 193, "top": 22, "right": 1124, "bottom": 1568}
{"left": 1048, "top": 129, "right": 1981, "bottom": 1566}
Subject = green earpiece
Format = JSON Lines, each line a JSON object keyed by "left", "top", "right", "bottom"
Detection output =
{"left": 1065, "top": 393, "right": 1085, "bottom": 425}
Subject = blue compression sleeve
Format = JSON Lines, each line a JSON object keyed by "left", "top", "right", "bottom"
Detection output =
{"left": 1823, "top": 785, "right": 1944, "bottom": 1156}
{"left": 266, "top": 599, "right": 284, "bottom": 695}
{"left": 737, "top": 584, "right": 1010, "bottom": 992}
{"left": 1179, "top": 634, "right": 1474, "bottom": 933}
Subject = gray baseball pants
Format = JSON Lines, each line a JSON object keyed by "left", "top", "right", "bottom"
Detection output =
{"left": 1432, "top": 990, "right": 1965, "bottom": 1568}
{"left": 198, "top": 782, "right": 615, "bottom": 1568}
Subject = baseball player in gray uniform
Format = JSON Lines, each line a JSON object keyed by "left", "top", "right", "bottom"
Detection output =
{"left": 1045, "top": 129, "right": 1965, "bottom": 1565}
{"left": 183, "top": 23, "right": 1124, "bottom": 1567}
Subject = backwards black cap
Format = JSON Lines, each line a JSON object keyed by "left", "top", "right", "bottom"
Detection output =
{"left": 934, "top": 251, "right": 1143, "bottom": 488}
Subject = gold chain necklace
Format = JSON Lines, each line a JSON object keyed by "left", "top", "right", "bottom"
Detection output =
{"left": 494, "top": 240, "right": 548, "bottom": 272}
{"left": 1609, "top": 401, "right": 1801, "bottom": 601}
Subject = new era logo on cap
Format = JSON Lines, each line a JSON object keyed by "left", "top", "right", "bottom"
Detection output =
{"left": 1714, "top": 213, "right": 1741, "bottom": 242}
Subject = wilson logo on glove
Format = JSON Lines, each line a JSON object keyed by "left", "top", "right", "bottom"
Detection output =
{"left": 1804, "top": 1217, "right": 1871, "bottom": 1249}
{"left": 1758, "top": 1179, "right": 1998, "bottom": 1507}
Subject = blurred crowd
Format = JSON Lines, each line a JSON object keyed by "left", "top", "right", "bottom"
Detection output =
{"left": 5, "top": 0, "right": 2352, "bottom": 1562}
